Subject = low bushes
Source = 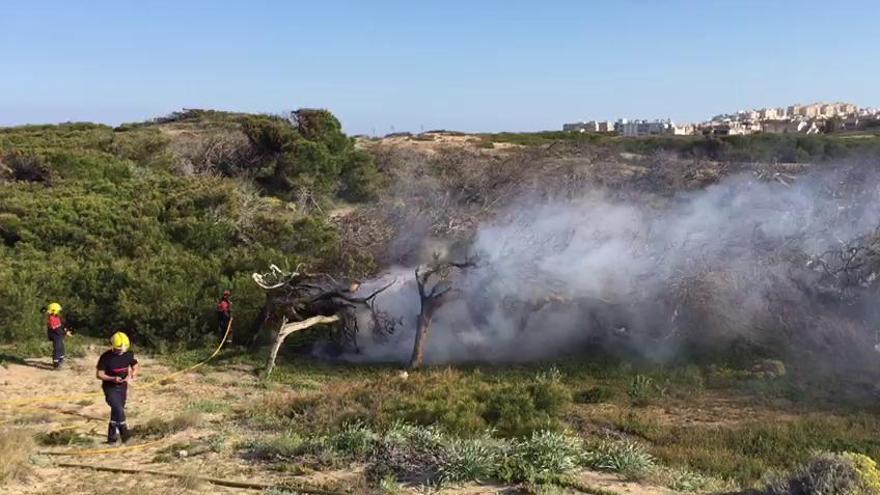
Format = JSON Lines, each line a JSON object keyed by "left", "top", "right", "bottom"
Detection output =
{"left": 245, "top": 422, "right": 727, "bottom": 490}
{"left": 248, "top": 423, "right": 585, "bottom": 486}
{"left": 250, "top": 368, "right": 573, "bottom": 438}
{"left": 766, "top": 452, "right": 880, "bottom": 495}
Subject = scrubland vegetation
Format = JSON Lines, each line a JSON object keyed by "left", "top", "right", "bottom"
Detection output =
{"left": 0, "top": 109, "right": 380, "bottom": 347}
{"left": 4, "top": 110, "right": 880, "bottom": 494}
{"left": 481, "top": 129, "right": 880, "bottom": 163}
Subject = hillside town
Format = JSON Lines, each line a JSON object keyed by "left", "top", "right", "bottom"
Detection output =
{"left": 564, "top": 102, "right": 880, "bottom": 137}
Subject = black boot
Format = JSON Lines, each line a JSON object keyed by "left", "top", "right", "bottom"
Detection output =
{"left": 107, "top": 422, "right": 119, "bottom": 444}
{"left": 118, "top": 422, "right": 131, "bottom": 444}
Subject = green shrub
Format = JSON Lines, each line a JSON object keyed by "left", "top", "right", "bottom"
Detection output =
{"left": 331, "top": 422, "right": 379, "bottom": 457}
{"left": 627, "top": 374, "right": 665, "bottom": 404}
{"left": 500, "top": 430, "right": 583, "bottom": 483}
{"left": 388, "top": 376, "right": 489, "bottom": 436}
{"left": 583, "top": 440, "right": 656, "bottom": 480}
{"left": 482, "top": 370, "right": 572, "bottom": 437}
{"left": 574, "top": 386, "right": 616, "bottom": 404}
{"left": 245, "top": 433, "right": 327, "bottom": 461}
{"left": 438, "top": 436, "right": 504, "bottom": 483}
{"left": 381, "top": 421, "right": 445, "bottom": 451}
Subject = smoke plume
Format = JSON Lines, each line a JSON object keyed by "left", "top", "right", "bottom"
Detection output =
{"left": 343, "top": 162, "right": 880, "bottom": 370}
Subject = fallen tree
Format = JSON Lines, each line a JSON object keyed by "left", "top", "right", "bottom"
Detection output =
{"left": 253, "top": 265, "right": 396, "bottom": 376}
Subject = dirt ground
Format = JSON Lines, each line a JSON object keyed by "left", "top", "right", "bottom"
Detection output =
{"left": 0, "top": 350, "right": 678, "bottom": 495}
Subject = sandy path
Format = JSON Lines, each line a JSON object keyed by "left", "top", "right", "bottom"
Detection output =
{"left": 0, "top": 351, "right": 283, "bottom": 494}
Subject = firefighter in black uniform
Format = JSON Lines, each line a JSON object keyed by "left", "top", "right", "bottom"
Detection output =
{"left": 96, "top": 331, "right": 139, "bottom": 444}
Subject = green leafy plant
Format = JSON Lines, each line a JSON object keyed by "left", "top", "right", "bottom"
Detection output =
{"left": 583, "top": 440, "right": 656, "bottom": 480}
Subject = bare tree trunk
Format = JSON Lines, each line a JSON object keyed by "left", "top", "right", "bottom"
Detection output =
{"left": 264, "top": 315, "right": 340, "bottom": 377}
{"left": 409, "top": 307, "right": 434, "bottom": 370}
{"left": 408, "top": 258, "right": 475, "bottom": 370}
{"left": 249, "top": 299, "right": 273, "bottom": 352}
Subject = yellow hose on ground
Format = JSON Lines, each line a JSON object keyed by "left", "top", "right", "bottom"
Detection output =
{"left": 39, "top": 438, "right": 168, "bottom": 456}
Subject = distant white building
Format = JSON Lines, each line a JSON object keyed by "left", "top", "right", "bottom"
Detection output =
{"left": 562, "top": 120, "right": 615, "bottom": 133}
{"left": 619, "top": 119, "right": 681, "bottom": 137}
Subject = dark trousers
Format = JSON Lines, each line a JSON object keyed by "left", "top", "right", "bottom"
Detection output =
{"left": 47, "top": 330, "right": 64, "bottom": 365}
{"left": 104, "top": 384, "right": 127, "bottom": 423}
{"left": 104, "top": 384, "right": 128, "bottom": 440}
{"left": 218, "top": 312, "right": 231, "bottom": 342}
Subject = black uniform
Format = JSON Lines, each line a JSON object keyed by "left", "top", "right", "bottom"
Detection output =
{"left": 96, "top": 350, "right": 138, "bottom": 443}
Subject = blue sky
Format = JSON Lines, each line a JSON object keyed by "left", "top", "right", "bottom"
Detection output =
{"left": 2, "top": 1, "right": 878, "bottom": 134}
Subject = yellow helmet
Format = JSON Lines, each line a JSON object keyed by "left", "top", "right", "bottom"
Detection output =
{"left": 110, "top": 332, "right": 130, "bottom": 351}
{"left": 47, "top": 303, "right": 62, "bottom": 315}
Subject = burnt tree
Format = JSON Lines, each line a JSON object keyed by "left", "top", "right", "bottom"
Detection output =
{"left": 409, "top": 258, "right": 476, "bottom": 370}
{"left": 253, "top": 265, "right": 395, "bottom": 376}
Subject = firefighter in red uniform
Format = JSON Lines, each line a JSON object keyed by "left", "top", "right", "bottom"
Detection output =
{"left": 45, "top": 302, "right": 66, "bottom": 369}
{"left": 217, "top": 290, "right": 232, "bottom": 344}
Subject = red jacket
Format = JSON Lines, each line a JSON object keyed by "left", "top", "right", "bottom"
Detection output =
{"left": 47, "top": 315, "right": 63, "bottom": 332}
{"left": 217, "top": 298, "right": 231, "bottom": 315}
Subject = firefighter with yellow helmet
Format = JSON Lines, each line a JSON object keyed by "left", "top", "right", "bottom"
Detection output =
{"left": 96, "top": 331, "right": 139, "bottom": 444}
{"left": 45, "top": 302, "right": 67, "bottom": 369}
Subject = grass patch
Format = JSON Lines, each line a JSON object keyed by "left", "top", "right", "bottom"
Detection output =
{"left": 250, "top": 367, "right": 572, "bottom": 439}
{"left": 134, "top": 411, "right": 202, "bottom": 438}
{"left": 186, "top": 399, "right": 230, "bottom": 414}
{"left": 641, "top": 414, "right": 880, "bottom": 486}
{"left": 0, "top": 428, "right": 34, "bottom": 485}
{"left": 35, "top": 428, "right": 93, "bottom": 446}
{"left": 574, "top": 386, "right": 616, "bottom": 404}
{"left": 242, "top": 432, "right": 339, "bottom": 469}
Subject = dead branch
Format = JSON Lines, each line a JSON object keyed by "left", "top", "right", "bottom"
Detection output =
{"left": 264, "top": 315, "right": 341, "bottom": 377}
{"left": 253, "top": 265, "right": 398, "bottom": 374}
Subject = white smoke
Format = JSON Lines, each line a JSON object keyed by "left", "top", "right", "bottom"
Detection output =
{"left": 342, "top": 165, "right": 880, "bottom": 366}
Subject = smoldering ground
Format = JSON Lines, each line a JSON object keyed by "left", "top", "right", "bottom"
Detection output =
{"left": 339, "top": 161, "right": 880, "bottom": 371}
